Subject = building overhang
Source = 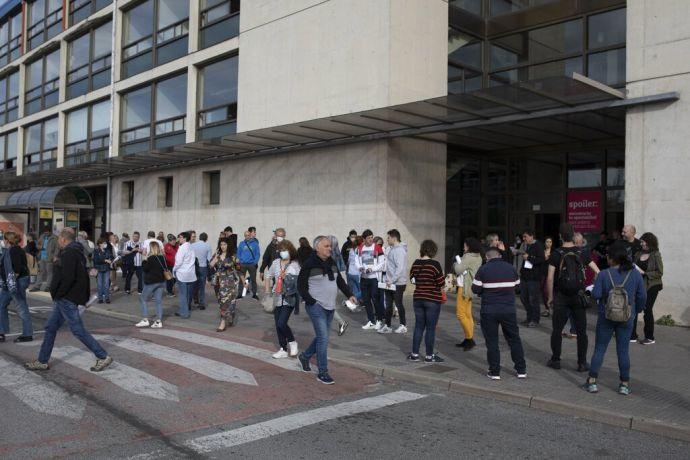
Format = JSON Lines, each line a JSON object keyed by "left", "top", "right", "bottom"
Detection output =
{"left": 0, "top": 74, "right": 679, "bottom": 192}
{"left": 0, "top": 185, "right": 94, "bottom": 212}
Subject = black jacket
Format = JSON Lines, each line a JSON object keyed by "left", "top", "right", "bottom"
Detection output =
{"left": 50, "top": 242, "right": 90, "bottom": 305}
{"left": 0, "top": 245, "right": 29, "bottom": 280}
{"left": 142, "top": 255, "right": 167, "bottom": 284}
{"left": 297, "top": 252, "right": 352, "bottom": 306}
{"left": 520, "top": 240, "right": 545, "bottom": 281}
{"left": 260, "top": 240, "right": 278, "bottom": 274}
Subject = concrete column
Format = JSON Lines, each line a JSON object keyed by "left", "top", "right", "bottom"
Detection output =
{"left": 185, "top": 64, "right": 198, "bottom": 143}
{"left": 16, "top": 125, "right": 24, "bottom": 175}
{"left": 109, "top": 1, "right": 121, "bottom": 158}
{"left": 17, "top": 62, "right": 26, "bottom": 119}
{"left": 111, "top": 2, "right": 123, "bottom": 83}
{"left": 110, "top": 92, "right": 120, "bottom": 157}
{"left": 59, "top": 39, "right": 68, "bottom": 103}
{"left": 57, "top": 110, "right": 65, "bottom": 168}
{"left": 188, "top": 0, "right": 200, "bottom": 54}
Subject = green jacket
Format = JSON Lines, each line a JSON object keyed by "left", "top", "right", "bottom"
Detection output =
{"left": 636, "top": 250, "right": 663, "bottom": 291}
{"left": 453, "top": 252, "right": 483, "bottom": 300}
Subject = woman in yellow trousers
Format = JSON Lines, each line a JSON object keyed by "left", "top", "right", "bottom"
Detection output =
{"left": 453, "top": 238, "right": 484, "bottom": 351}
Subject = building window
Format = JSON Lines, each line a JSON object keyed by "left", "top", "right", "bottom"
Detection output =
{"left": 204, "top": 170, "right": 220, "bottom": 205}
{"left": 448, "top": 27, "right": 482, "bottom": 94}
{"left": 69, "top": 0, "right": 112, "bottom": 26}
{"left": 67, "top": 21, "right": 113, "bottom": 99}
{"left": 23, "top": 117, "right": 58, "bottom": 174}
{"left": 158, "top": 176, "right": 173, "bottom": 207}
{"left": 0, "top": 10, "right": 23, "bottom": 66}
{"left": 0, "top": 130, "right": 18, "bottom": 171}
{"left": 25, "top": 49, "right": 60, "bottom": 115}
{"left": 200, "top": 0, "right": 240, "bottom": 49}
{"left": 66, "top": 99, "right": 111, "bottom": 166}
{"left": 122, "top": 0, "right": 189, "bottom": 79}
{"left": 27, "top": 0, "right": 64, "bottom": 51}
{"left": 0, "top": 71, "right": 19, "bottom": 124}
{"left": 587, "top": 8, "right": 626, "bottom": 87}
{"left": 197, "top": 56, "right": 238, "bottom": 140}
{"left": 122, "top": 180, "right": 134, "bottom": 209}
{"left": 120, "top": 73, "right": 187, "bottom": 155}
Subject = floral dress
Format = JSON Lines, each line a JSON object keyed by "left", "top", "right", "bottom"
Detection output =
{"left": 212, "top": 255, "right": 241, "bottom": 323}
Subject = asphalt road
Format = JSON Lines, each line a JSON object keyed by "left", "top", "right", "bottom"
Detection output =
{"left": 0, "top": 307, "right": 687, "bottom": 459}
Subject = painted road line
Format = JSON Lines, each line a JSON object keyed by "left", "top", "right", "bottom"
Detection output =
{"left": 0, "top": 357, "right": 86, "bottom": 420}
{"left": 94, "top": 335, "right": 258, "bottom": 386}
{"left": 5, "top": 330, "right": 45, "bottom": 338}
{"left": 185, "top": 391, "right": 426, "bottom": 453}
{"left": 51, "top": 346, "right": 179, "bottom": 402}
{"left": 142, "top": 329, "right": 300, "bottom": 372}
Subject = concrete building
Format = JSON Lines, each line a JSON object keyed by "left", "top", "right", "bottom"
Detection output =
{"left": 0, "top": 0, "right": 687, "bottom": 323}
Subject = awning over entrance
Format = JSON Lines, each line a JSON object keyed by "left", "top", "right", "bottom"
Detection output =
{"left": 0, "top": 73, "right": 678, "bottom": 191}
{"left": 0, "top": 185, "right": 93, "bottom": 211}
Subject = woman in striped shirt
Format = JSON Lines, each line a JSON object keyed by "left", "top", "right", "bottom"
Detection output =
{"left": 408, "top": 239, "right": 446, "bottom": 363}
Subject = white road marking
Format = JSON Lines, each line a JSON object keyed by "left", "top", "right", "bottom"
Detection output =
{"left": 51, "top": 346, "right": 179, "bottom": 402}
{"left": 142, "top": 329, "right": 300, "bottom": 372}
{"left": 94, "top": 335, "right": 258, "bottom": 386}
{"left": 4, "top": 330, "right": 44, "bottom": 338}
{"left": 0, "top": 357, "right": 86, "bottom": 420}
{"left": 186, "top": 391, "right": 426, "bottom": 453}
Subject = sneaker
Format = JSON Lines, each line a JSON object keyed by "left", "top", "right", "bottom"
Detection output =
{"left": 462, "top": 339, "right": 477, "bottom": 351}
{"left": 150, "top": 320, "right": 163, "bottom": 329}
{"left": 629, "top": 336, "right": 638, "bottom": 343}
{"left": 618, "top": 383, "right": 631, "bottom": 396}
{"left": 377, "top": 325, "right": 393, "bottom": 334}
{"left": 167, "top": 293, "right": 176, "bottom": 298}
{"left": 373, "top": 320, "right": 383, "bottom": 331}
{"left": 25, "top": 360, "right": 49, "bottom": 371}
{"left": 288, "top": 341, "right": 298, "bottom": 357}
{"left": 90, "top": 356, "right": 113, "bottom": 372}
{"left": 13, "top": 336, "right": 33, "bottom": 343}
{"left": 527, "top": 322, "right": 538, "bottom": 328}
{"left": 406, "top": 353, "right": 420, "bottom": 362}
{"left": 298, "top": 353, "right": 312, "bottom": 372}
{"left": 317, "top": 373, "right": 335, "bottom": 385}
{"left": 640, "top": 338, "right": 655, "bottom": 345}
{"left": 424, "top": 354, "right": 444, "bottom": 363}
{"left": 486, "top": 371, "right": 501, "bottom": 380}
{"left": 577, "top": 362, "right": 590, "bottom": 373}
{"left": 455, "top": 339, "right": 469, "bottom": 348}
{"left": 361, "top": 321, "right": 377, "bottom": 330}
{"left": 546, "top": 358, "right": 561, "bottom": 370}
{"left": 105, "top": 298, "right": 111, "bottom": 304}
{"left": 338, "top": 321, "right": 349, "bottom": 336}
{"left": 582, "top": 381, "right": 599, "bottom": 393}
{"left": 394, "top": 325, "right": 408, "bottom": 334}
{"left": 135, "top": 319, "right": 150, "bottom": 328}
{"left": 272, "top": 348, "right": 288, "bottom": 359}
{"left": 125, "top": 290, "right": 131, "bottom": 295}
{"left": 517, "top": 372, "right": 527, "bottom": 379}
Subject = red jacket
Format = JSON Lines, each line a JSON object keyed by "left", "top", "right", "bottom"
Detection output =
{"left": 164, "top": 243, "right": 178, "bottom": 268}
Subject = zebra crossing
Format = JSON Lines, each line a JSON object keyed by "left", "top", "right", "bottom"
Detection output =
{"left": 1, "top": 328, "right": 304, "bottom": 420}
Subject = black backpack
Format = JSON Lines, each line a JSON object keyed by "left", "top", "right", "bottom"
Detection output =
{"left": 556, "top": 248, "right": 586, "bottom": 295}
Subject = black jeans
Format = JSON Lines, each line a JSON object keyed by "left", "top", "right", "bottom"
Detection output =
{"left": 240, "top": 264, "right": 258, "bottom": 297}
{"left": 273, "top": 305, "right": 295, "bottom": 349}
{"left": 384, "top": 285, "right": 406, "bottom": 327}
{"left": 633, "top": 285, "right": 661, "bottom": 340}
{"left": 550, "top": 293, "right": 588, "bottom": 364}
{"left": 519, "top": 278, "right": 541, "bottom": 323}
{"left": 480, "top": 311, "right": 526, "bottom": 375}
{"left": 125, "top": 265, "right": 143, "bottom": 293}
{"left": 361, "top": 278, "right": 383, "bottom": 323}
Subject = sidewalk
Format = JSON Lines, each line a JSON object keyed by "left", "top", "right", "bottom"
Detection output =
{"left": 27, "top": 284, "right": 690, "bottom": 442}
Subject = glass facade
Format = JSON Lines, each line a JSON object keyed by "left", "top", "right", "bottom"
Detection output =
{"left": 66, "top": 99, "right": 111, "bottom": 165}
{"left": 0, "top": 72, "right": 19, "bottom": 124}
{"left": 200, "top": 0, "right": 240, "bottom": 49}
{"left": 24, "top": 116, "right": 58, "bottom": 173}
{"left": 67, "top": 21, "right": 112, "bottom": 99}
{"left": 197, "top": 55, "right": 238, "bottom": 140}
{"left": 0, "top": 130, "right": 17, "bottom": 171}
{"left": 0, "top": 9, "right": 23, "bottom": 66}
{"left": 25, "top": 49, "right": 60, "bottom": 115}
{"left": 27, "top": 0, "right": 63, "bottom": 51}
{"left": 69, "top": 0, "right": 112, "bottom": 26}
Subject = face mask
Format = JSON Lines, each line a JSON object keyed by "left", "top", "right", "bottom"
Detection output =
{"left": 279, "top": 250, "right": 290, "bottom": 260}
{"left": 276, "top": 236, "right": 284, "bottom": 243}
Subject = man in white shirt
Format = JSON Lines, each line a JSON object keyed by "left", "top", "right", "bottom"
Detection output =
{"left": 191, "top": 232, "right": 212, "bottom": 310}
{"left": 141, "top": 230, "right": 159, "bottom": 255}
{"left": 355, "top": 229, "right": 386, "bottom": 330}
{"left": 173, "top": 232, "right": 196, "bottom": 318}
{"left": 123, "top": 231, "right": 144, "bottom": 294}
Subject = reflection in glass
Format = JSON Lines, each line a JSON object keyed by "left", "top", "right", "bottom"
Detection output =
{"left": 67, "top": 107, "right": 88, "bottom": 144}
{"left": 158, "top": 0, "right": 188, "bottom": 29}
{"left": 69, "top": 33, "right": 90, "bottom": 70}
{"left": 589, "top": 9, "right": 626, "bottom": 49}
{"left": 123, "top": 86, "right": 151, "bottom": 128}
{"left": 26, "top": 123, "right": 42, "bottom": 153}
{"left": 200, "top": 57, "right": 238, "bottom": 108}
{"left": 588, "top": 48, "right": 626, "bottom": 87}
{"left": 124, "top": 0, "right": 153, "bottom": 44}
{"left": 156, "top": 74, "right": 187, "bottom": 121}
{"left": 606, "top": 149, "right": 625, "bottom": 187}
{"left": 92, "top": 100, "right": 111, "bottom": 137}
{"left": 568, "top": 152, "right": 602, "bottom": 188}
{"left": 93, "top": 21, "right": 112, "bottom": 57}
{"left": 449, "top": 0, "right": 482, "bottom": 16}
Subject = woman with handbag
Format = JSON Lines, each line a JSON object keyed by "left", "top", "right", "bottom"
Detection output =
{"left": 210, "top": 237, "right": 243, "bottom": 332}
{"left": 135, "top": 241, "right": 167, "bottom": 328}
{"left": 93, "top": 237, "right": 113, "bottom": 304}
{"left": 264, "top": 240, "right": 301, "bottom": 359}
{"left": 632, "top": 232, "right": 663, "bottom": 344}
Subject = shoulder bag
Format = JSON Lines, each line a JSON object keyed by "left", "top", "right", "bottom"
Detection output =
{"left": 155, "top": 255, "right": 174, "bottom": 281}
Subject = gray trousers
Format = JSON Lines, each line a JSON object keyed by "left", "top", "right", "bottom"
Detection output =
{"left": 38, "top": 260, "right": 53, "bottom": 291}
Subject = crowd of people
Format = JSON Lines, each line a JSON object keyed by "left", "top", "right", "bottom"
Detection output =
{"left": 0, "top": 220, "right": 663, "bottom": 391}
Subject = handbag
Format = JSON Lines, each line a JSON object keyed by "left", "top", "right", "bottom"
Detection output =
{"left": 262, "top": 294, "right": 275, "bottom": 313}
{"left": 155, "top": 256, "right": 173, "bottom": 281}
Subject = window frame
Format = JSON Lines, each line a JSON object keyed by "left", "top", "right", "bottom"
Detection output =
{"left": 0, "top": 10, "right": 23, "bottom": 66}
{"left": 27, "top": 0, "right": 64, "bottom": 51}
{"left": 69, "top": 0, "right": 112, "bottom": 26}
{"left": 199, "top": 0, "right": 240, "bottom": 49}
{"left": 196, "top": 55, "right": 238, "bottom": 140}
{"left": 0, "top": 71, "right": 20, "bottom": 124}
{"left": 23, "top": 117, "right": 58, "bottom": 174}
{"left": 0, "top": 130, "right": 18, "bottom": 171}
{"left": 67, "top": 21, "right": 113, "bottom": 99}
{"left": 24, "top": 49, "right": 60, "bottom": 115}
{"left": 122, "top": 180, "right": 135, "bottom": 209}
{"left": 65, "top": 99, "right": 111, "bottom": 166}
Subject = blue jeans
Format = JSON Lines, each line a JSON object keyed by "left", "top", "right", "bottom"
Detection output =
{"left": 347, "top": 274, "right": 361, "bottom": 300}
{"left": 195, "top": 266, "right": 208, "bottom": 306}
{"left": 273, "top": 304, "right": 295, "bottom": 349}
{"left": 97, "top": 271, "right": 110, "bottom": 300}
{"left": 38, "top": 298, "right": 107, "bottom": 363}
{"left": 361, "top": 278, "right": 383, "bottom": 322}
{"left": 589, "top": 312, "right": 634, "bottom": 382}
{"left": 0, "top": 276, "right": 33, "bottom": 337}
{"left": 176, "top": 280, "right": 194, "bottom": 318}
{"left": 303, "top": 303, "right": 334, "bottom": 375}
{"left": 480, "top": 311, "right": 526, "bottom": 375}
{"left": 412, "top": 300, "right": 441, "bottom": 356}
{"left": 140, "top": 282, "right": 165, "bottom": 320}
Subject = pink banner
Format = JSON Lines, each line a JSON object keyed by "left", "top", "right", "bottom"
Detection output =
{"left": 567, "top": 190, "right": 602, "bottom": 232}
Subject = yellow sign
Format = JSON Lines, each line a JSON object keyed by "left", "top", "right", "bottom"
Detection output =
{"left": 67, "top": 211, "right": 79, "bottom": 221}
{"left": 39, "top": 209, "right": 53, "bottom": 219}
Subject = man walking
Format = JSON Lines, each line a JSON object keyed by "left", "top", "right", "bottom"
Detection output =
{"left": 379, "top": 229, "right": 408, "bottom": 334}
{"left": 297, "top": 236, "right": 356, "bottom": 385}
{"left": 260, "top": 228, "right": 285, "bottom": 281}
{"left": 32, "top": 228, "right": 58, "bottom": 292}
{"left": 356, "top": 229, "right": 385, "bottom": 330}
{"left": 191, "top": 232, "right": 212, "bottom": 309}
{"left": 25, "top": 229, "right": 113, "bottom": 372}
{"left": 123, "top": 231, "right": 144, "bottom": 294}
{"left": 173, "top": 232, "right": 196, "bottom": 318}
{"left": 238, "top": 230, "right": 260, "bottom": 299}
{"left": 519, "top": 229, "right": 545, "bottom": 327}
{"left": 472, "top": 248, "right": 526, "bottom": 380}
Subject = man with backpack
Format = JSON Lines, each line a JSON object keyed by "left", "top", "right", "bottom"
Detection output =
{"left": 238, "top": 230, "right": 261, "bottom": 299}
{"left": 545, "top": 223, "right": 600, "bottom": 372}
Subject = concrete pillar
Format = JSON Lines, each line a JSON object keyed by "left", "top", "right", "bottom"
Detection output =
{"left": 188, "top": 0, "right": 200, "bottom": 54}
{"left": 17, "top": 62, "right": 26, "bottom": 119}
{"left": 625, "top": 0, "right": 690, "bottom": 324}
{"left": 110, "top": 92, "right": 120, "bottom": 157}
{"left": 185, "top": 64, "right": 198, "bottom": 143}
{"left": 59, "top": 39, "right": 68, "bottom": 103}
{"left": 16, "top": 125, "right": 24, "bottom": 175}
{"left": 57, "top": 110, "right": 65, "bottom": 168}
{"left": 111, "top": 2, "right": 123, "bottom": 83}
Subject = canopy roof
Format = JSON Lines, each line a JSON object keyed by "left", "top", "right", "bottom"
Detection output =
{"left": 0, "top": 185, "right": 93, "bottom": 211}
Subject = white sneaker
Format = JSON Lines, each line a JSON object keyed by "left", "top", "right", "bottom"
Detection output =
{"left": 394, "top": 325, "right": 408, "bottom": 334}
{"left": 151, "top": 320, "right": 163, "bottom": 329}
{"left": 517, "top": 373, "right": 527, "bottom": 379}
{"left": 362, "top": 321, "right": 377, "bottom": 330}
{"left": 135, "top": 319, "right": 150, "bottom": 328}
{"left": 272, "top": 348, "right": 288, "bottom": 359}
{"left": 373, "top": 320, "right": 383, "bottom": 331}
{"left": 377, "top": 325, "right": 393, "bottom": 334}
{"left": 288, "top": 341, "right": 298, "bottom": 357}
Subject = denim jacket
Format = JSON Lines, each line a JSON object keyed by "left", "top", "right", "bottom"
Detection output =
{"left": 592, "top": 267, "right": 647, "bottom": 316}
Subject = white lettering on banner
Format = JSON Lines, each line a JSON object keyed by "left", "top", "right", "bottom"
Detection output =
{"left": 568, "top": 199, "right": 599, "bottom": 210}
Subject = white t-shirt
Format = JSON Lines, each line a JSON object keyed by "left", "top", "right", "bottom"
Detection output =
{"left": 173, "top": 242, "right": 197, "bottom": 283}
